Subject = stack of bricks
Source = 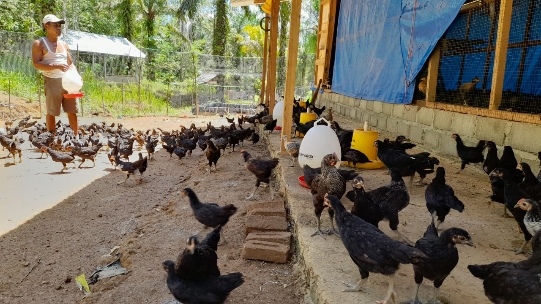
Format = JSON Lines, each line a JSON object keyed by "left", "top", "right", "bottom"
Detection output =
{"left": 242, "top": 201, "right": 292, "bottom": 263}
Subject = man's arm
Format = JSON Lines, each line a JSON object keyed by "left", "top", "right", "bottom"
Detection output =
{"left": 31, "top": 40, "right": 69, "bottom": 72}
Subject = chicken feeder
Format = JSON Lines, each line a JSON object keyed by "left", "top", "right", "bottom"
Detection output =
{"left": 343, "top": 124, "right": 385, "bottom": 169}
{"left": 62, "top": 68, "right": 84, "bottom": 98}
{"left": 295, "top": 112, "right": 317, "bottom": 138}
{"left": 298, "top": 117, "right": 341, "bottom": 169}
{"left": 272, "top": 101, "right": 284, "bottom": 129}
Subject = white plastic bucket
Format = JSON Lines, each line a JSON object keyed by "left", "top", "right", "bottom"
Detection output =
{"left": 298, "top": 117, "right": 341, "bottom": 168}
{"left": 272, "top": 101, "right": 284, "bottom": 127}
{"left": 62, "top": 68, "right": 83, "bottom": 93}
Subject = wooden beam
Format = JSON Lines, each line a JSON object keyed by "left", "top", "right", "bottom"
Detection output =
{"left": 267, "top": 0, "right": 280, "bottom": 114}
{"left": 281, "top": 0, "right": 302, "bottom": 151}
{"left": 489, "top": 0, "right": 514, "bottom": 110}
{"left": 426, "top": 44, "right": 441, "bottom": 103}
{"left": 260, "top": 15, "right": 270, "bottom": 105}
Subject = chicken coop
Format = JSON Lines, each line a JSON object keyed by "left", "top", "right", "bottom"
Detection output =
{"left": 418, "top": 0, "right": 541, "bottom": 122}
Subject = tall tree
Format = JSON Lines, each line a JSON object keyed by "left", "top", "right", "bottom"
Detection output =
{"left": 212, "top": 0, "right": 228, "bottom": 101}
{"left": 138, "top": 0, "right": 167, "bottom": 80}
{"left": 277, "top": 1, "right": 291, "bottom": 90}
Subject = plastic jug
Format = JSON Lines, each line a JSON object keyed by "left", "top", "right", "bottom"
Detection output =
{"left": 62, "top": 68, "right": 83, "bottom": 94}
{"left": 272, "top": 100, "right": 284, "bottom": 128}
{"left": 298, "top": 117, "right": 341, "bottom": 169}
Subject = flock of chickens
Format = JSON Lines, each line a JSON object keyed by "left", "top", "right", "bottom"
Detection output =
{"left": 3, "top": 100, "right": 541, "bottom": 304}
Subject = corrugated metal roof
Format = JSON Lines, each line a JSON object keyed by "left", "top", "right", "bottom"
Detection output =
{"left": 63, "top": 30, "right": 146, "bottom": 58}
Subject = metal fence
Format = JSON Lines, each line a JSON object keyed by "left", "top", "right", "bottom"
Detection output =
{"left": 0, "top": 30, "right": 316, "bottom": 120}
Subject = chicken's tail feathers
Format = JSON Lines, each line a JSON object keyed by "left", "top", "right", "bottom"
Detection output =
{"left": 202, "top": 225, "right": 222, "bottom": 251}
{"left": 423, "top": 217, "right": 439, "bottom": 238}
{"left": 392, "top": 245, "right": 428, "bottom": 265}
{"left": 447, "top": 196, "right": 465, "bottom": 212}
{"left": 222, "top": 204, "right": 238, "bottom": 216}
{"left": 467, "top": 264, "right": 487, "bottom": 279}
{"left": 218, "top": 272, "right": 245, "bottom": 291}
{"left": 303, "top": 164, "right": 318, "bottom": 187}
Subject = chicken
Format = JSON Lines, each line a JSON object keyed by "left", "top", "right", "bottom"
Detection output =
{"left": 345, "top": 169, "right": 413, "bottom": 245}
{"left": 181, "top": 188, "right": 237, "bottom": 244}
{"left": 451, "top": 134, "right": 485, "bottom": 173}
{"left": 411, "top": 219, "right": 475, "bottom": 304}
{"left": 459, "top": 76, "right": 480, "bottom": 106}
{"left": 138, "top": 153, "right": 148, "bottom": 181}
{"left": 5, "top": 137, "right": 22, "bottom": 164}
{"left": 306, "top": 153, "right": 346, "bottom": 237}
{"left": 324, "top": 194, "right": 427, "bottom": 304}
{"left": 250, "top": 133, "right": 260, "bottom": 145}
{"left": 483, "top": 141, "right": 499, "bottom": 175}
{"left": 425, "top": 167, "right": 465, "bottom": 228}
{"left": 71, "top": 143, "right": 102, "bottom": 168}
{"left": 308, "top": 104, "right": 326, "bottom": 117}
{"left": 162, "top": 143, "right": 176, "bottom": 157}
{"left": 163, "top": 260, "right": 244, "bottom": 304}
{"left": 114, "top": 154, "right": 143, "bottom": 184}
{"left": 515, "top": 198, "right": 541, "bottom": 238}
{"left": 281, "top": 135, "right": 300, "bottom": 167}
{"left": 389, "top": 136, "right": 417, "bottom": 152}
{"left": 205, "top": 140, "right": 221, "bottom": 173}
{"left": 342, "top": 148, "right": 371, "bottom": 167}
{"left": 240, "top": 150, "right": 279, "bottom": 200}
{"left": 418, "top": 77, "right": 427, "bottom": 95}
{"left": 264, "top": 119, "right": 277, "bottom": 133}
{"left": 490, "top": 168, "right": 533, "bottom": 253}
{"left": 225, "top": 117, "right": 235, "bottom": 124}
{"left": 145, "top": 135, "right": 158, "bottom": 160}
{"left": 374, "top": 140, "right": 426, "bottom": 172}
{"left": 518, "top": 162, "right": 541, "bottom": 200}
{"left": 44, "top": 147, "right": 75, "bottom": 173}
{"left": 174, "top": 147, "right": 187, "bottom": 161}
{"left": 107, "top": 145, "right": 118, "bottom": 169}
{"left": 303, "top": 164, "right": 358, "bottom": 186}
{"left": 175, "top": 234, "right": 220, "bottom": 281}
{"left": 468, "top": 230, "right": 541, "bottom": 304}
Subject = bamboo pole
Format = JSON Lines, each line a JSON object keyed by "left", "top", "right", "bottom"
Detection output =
{"left": 281, "top": 0, "right": 303, "bottom": 152}
{"left": 489, "top": 0, "right": 514, "bottom": 110}
{"left": 267, "top": 0, "right": 281, "bottom": 114}
{"left": 260, "top": 15, "right": 270, "bottom": 106}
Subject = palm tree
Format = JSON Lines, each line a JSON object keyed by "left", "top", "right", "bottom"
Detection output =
{"left": 138, "top": 0, "right": 167, "bottom": 80}
{"left": 212, "top": 0, "right": 228, "bottom": 101}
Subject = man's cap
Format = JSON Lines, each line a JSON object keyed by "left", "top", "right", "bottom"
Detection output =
{"left": 42, "top": 14, "right": 65, "bottom": 25}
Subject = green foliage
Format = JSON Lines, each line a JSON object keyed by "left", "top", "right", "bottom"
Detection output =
{"left": 212, "top": 0, "right": 228, "bottom": 57}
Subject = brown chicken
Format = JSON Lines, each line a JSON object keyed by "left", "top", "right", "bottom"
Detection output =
{"left": 71, "top": 143, "right": 102, "bottom": 168}
{"left": 240, "top": 150, "right": 279, "bottom": 200}
{"left": 205, "top": 140, "right": 221, "bottom": 173}
{"left": 5, "top": 137, "right": 22, "bottom": 164}
{"left": 44, "top": 147, "right": 76, "bottom": 173}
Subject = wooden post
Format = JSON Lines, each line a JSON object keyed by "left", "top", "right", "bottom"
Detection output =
{"left": 260, "top": 15, "right": 270, "bottom": 105}
{"left": 281, "top": 0, "right": 302, "bottom": 152}
{"left": 489, "top": 0, "right": 514, "bottom": 110}
{"left": 426, "top": 45, "right": 441, "bottom": 103}
{"left": 267, "top": 0, "right": 280, "bottom": 114}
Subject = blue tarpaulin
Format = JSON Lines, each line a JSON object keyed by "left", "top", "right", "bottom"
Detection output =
{"left": 332, "top": 0, "right": 466, "bottom": 104}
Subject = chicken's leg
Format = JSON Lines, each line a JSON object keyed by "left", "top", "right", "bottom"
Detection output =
{"left": 290, "top": 157, "right": 295, "bottom": 167}
{"left": 60, "top": 163, "right": 67, "bottom": 173}
{"left": 431, "top": 211, "right": 442, "bottom": 229}
{"left": 411, "top": 284, "right": 422, "bottom": 304}
{"left": 393, "top": 229, "right": 414, "bottom": 246}
{"left": 342, "top": 278, "right": 367, "bottom": 292}
{"left": 428, "top": 286, "right": 441, "bottom": 304}
{"left": 78, "top": 159, "right": 85, "bottom": 168}
{"left": 118, "top": 173, "right": 130, "bottom": 185}
{"left": 246, "top": 186, "right": 258, "bottom": 200}
{"left": 310, "top": 215, "right": 326, "bottom": 239}
{"left": 514, "top": 240, "right": 529, "bottom": 254}
{"left": 376, "top": 274, "right": 397, "bottom": 304}
{"left": 326, "top": 212, "right": 340, "bottom": 236}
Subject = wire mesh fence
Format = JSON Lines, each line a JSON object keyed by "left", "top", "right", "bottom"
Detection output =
{"left": 0, "top": 30, "right": 316, "bottom": 120}
{"left": 415, "top": 0, "right": 541, "bottom": 114}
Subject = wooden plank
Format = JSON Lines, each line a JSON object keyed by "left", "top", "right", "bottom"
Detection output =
{"left": 426, "top": 44, "right": 441, "bottom": 103}
{"left": 323, "top": 0, "right": 338, "bottom": 84}
{"left": 281, "top": 0, "right": 302, "bottom": 151}
{"left": 426, "top": 101, "right": 541, "bottom": 124}
{"left": 267, "top": 0, "right": 281, "bottom": 113}
{"left": 489, "top": 0, "right": 514, "bottom": 110}
{"left": 260, "top": 15, "right": 269, "bottom": 105}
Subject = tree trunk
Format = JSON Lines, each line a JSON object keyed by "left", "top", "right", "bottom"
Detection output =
{"left": 277, "top": 1, "right": 291, "bottom": 92}
{"left": 212, "top": 0, "right": 228, "bottom": 102}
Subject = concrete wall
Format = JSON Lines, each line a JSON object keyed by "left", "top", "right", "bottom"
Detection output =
{"left": 319, "top": 92, "right": 541, "bottom": 168}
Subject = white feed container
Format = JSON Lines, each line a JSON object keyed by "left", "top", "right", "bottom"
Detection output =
{"left": 62, "top": 68, "right": 83, "bottom": 93}
{"left": 272, "top": 101, "right": 284, "bottom": 127}
{"left": 298, "top": 117, "right": 341, "bottom": 169}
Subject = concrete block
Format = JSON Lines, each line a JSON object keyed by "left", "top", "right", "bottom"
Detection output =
{"left": 392, "top": 104, "right": 404, "bottom": 118}
{"left": 474, "top": 116, "right": 508, "bottom": 146}
{"left": 348, "top": 98, "right": 355, "bottom": 107}
{"left": 366, "top": 101, "right": 374, "bottom": 111}
{"left": 369, "top": 113, "right": 380, "bottom": 128}
{"left": 424, "top": 129, "right": 441, "bottom": 150}
{"left": 242, "top": 240, "right": 290, "bottom": 263}
{"left": 349, "top": 108, "right": 356, "bottom": 119}
{"left": 356, "top": 109, "right": 364, "bottom": 121}
{"left": 246, "top": 231, "right": 292, "bottom": 245}
{"left": 360, "top": 99, "right": 367, "bottom": 109}
{"left": 433, "top": 109, "right": 453, "bottom": 131}
{"left": 249, "top": 206, "right": 286, "bottom": 217}
{"left": 402, "top": 106, "right": 419, "bottom": 122}
{"left": 354, "top": 99, "right": 360, "bottom": 108}
{"left": 386, "top": 117, "right": 398, "bottom": 134}
{"left": 450, "top": 112, "right": 476, "bottom": 137}
{"left": 373, "top": 101, "right": 383, "bottom": 113}
{"left": 417, "top": 107, "right": 434, "bottom": 126}
{"left": 508, "top": 122, "right": 541, "bottom": 153}
{"left": 397, "top": 121, "right": 410, "bottom": 137}
{"left": 439, "top": 132, "right": 458, "bottom": 157}
{"left": 340, "top": 105, "right": 347, "bottom": 116}
{"left": 382, "top": 103, "right": 393, "bottom": 115}
{"left": 245, "top": 215, "right": 288, "bottom": 235}
{"left": 377, "top": 115, "right": 387, "bottom": 129}
{"left": 409, "top": 125, "right": 424, "bottom": 143}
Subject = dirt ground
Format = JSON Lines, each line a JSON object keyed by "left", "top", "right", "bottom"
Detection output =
{"left": 0, "top": 115, "right": 304, "bottom": 304}
{"left": 0, "top": 93, "right": 42, "bottom": 123}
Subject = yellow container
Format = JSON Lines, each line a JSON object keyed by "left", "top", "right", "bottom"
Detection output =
{"left": 343, "top": 129, "right": 385, "bottom": 169}
{"left": 299, "top": 100, "right": 307, "bottom": 108}
{"left": 296, "top": 112, "right": 317, "bottom": 138}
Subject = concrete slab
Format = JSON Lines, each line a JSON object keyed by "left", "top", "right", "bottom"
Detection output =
{"left": 369, "top": 113, "right": 380, "bottom": 129}
{"left": 450, "top": 112, "right": 476, "bottom": 137}
{"left": 359, "top": 99, "right": 367, "bottom": 109}
{"left": 242, "top": 240, "right": 290, "bottom": 263}
{"left": 382, "top": 103, "right": 393, "bottom": 115}
{"left": 392, "top": 104, "right": 404, "bottom": 118}
{"left": 373, "top": 101, "right": 383, "bottom": 113}
{"left": 416, "top": 107, "right": 434, "bottom": 126}
{"left": 433, "top": 109, "right": 453, "bottom": 131}
{"left": 377, "top": 115, "right": 387, "bottom": 130}
{"left": 475, "top": 116, "right": 508, "bottom": 146}
{"left": 507, "top": 122, "right": 541, "bottom": 153}
{"left": 439, "top": 132, "right": 459, "bottom": 157}
{"left": 366, "top": 100, "right": 374, "bottom": 111}
{"left": 245, "top": 215, "right": 288, "bottom": 234}
{"left": 245, "top": 231, "right": 292, "bottom": 245}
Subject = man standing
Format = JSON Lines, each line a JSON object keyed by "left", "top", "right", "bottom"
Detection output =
{"left": 31, "top": 14, "right": 78, "bottom": 133}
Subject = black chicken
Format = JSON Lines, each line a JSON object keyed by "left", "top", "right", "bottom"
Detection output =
{"left": 174, "top": 147, "right": 186, "bottom": 161}
{"left": 411, "top": 219, "right": 475, "bottom": 304}
{"left": 163, "top": 260, "right": 244, "bottom": 304}
{"left": 205, "top": 140, "right": 221, "bottom": 173}
{"left": 425, "top": 167, "right": 465, "bottom": 228}
{"left": 162, "top": 143, "right": 176, "bottom": 157}
{"left": 115, "top": 154, "right": 144, "bottom": 184}
{"left": 490, "top": 168, "right": 532, "bottom": 253}
{"left": 451, "top": 134, "right": 485, "bottom": 173}
{"left": 324, "top": 194, "right": 427, "bottom": 303}
{"left": 181, "top": 188, "right": 237, "bottom": 241}
{"left": 175, "top": 228, "right": 222, "bottom": 281}
{"left": 138, "top": 153, "right": 148, "bottom": 181}
{"left": 306, "top": 153, "right": 346, "bottom": 237}
{"left": 388, "top": 135, "right": 416, "bottom": 152}
{"left": 145, "top": 135, "right": 157, "bottom": 160}
{"left": 250, "top": 133, "right": 260, "bottom": 145}
{"left": 483, "top": 141, "right": 499, "bottom": 175}
{"left": 518, "top": 162, "right": 541, "bottom": 200}
{"left": 264, "top": 119, "right": 277, "bottom": 133}
{"left": 345, "top": 169, "right": 413, "bottom": 245}
{"left": 515, "top": 199, "right": 541, "bottom": 238}
{"left": 468, "top": 230, "right": 541, "bottom": 304}
{"left": 240, "top": 150, "right": 279, "bottom": 200}
{"left": 71, "top": 143, "right": 102, "bottom": 168}
{"left": 342, "top": 148, "right": 371, "bottom": 167}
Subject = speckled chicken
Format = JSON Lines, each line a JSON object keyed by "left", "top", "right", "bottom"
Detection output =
{"left": 241, "top": 150, "right": 279, "bottom": 200}
{"left": 71, "top": 143, "right": 102, "bottom": 168}
{"left": 515, "top": 198, "right": 541, "bottom": 238}
{"left": 411, "top": 219, "right": 475, "bottom": 304}
{"left": 44, "top": 147, "right": 75, "bottom": 173}
{"left": 425, "top": 167, "right": 465, "bottom": 228}
{"left": 345, "top": 169, "right": 413, "bottom": 245}
{"left": 468, "top": 230, "right": 541, "bottom": 304}
{"left": 282, "top": 135, "right": 300, "bottom": 167}
{"left": 324, "top": 194, "right": 427, "bottom": 304}
{"left": 307, "top": 153, "right": 346, "bottom": 237}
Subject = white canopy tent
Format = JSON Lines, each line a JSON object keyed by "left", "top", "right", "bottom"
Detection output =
{"left": 63, "top": 30, "right": 146, "bottom": 58}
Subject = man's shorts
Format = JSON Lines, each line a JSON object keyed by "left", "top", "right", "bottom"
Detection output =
{"left": 44, "top": 76, "right": 78, "bottom": 116}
